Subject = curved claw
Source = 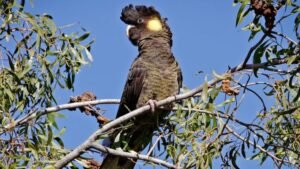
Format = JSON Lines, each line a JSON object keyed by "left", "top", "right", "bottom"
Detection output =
{"left": 146, "top": 99, "right": 158, "bottom": 113}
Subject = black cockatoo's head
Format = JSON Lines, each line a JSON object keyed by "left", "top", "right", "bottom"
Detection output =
{"left": 121, "top": 4, "right": 172, "bottom": 46}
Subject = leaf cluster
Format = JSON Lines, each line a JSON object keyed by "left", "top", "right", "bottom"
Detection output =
{"left": 0, "top": 0, "right": 94, "bottom": 168}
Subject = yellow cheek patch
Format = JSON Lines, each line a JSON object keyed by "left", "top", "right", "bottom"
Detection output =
{"left": 147, "top": 19, "right": 162, "bottom": 32}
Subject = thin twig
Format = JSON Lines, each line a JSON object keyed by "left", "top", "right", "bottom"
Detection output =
{"left": 237, "top": 81, "right": 267, "bottom": 111}
{"left": 235, "top": 34, "right": 268, "bottom": 71}
{"left": 147, "top": 134, "right": 163, "bottom": 156}
{"left": 90, "top": 143, "right": 178, "bottom": 169}
{"left": 271, "top": 31, "right": 298, "bottom": 45}
{"left": 207, "top": 112, "right": 230, "bottom": 147}
{"left": 2, "top": 99, "right": 120, "bottom": 131}
{"left": 225, "top": 125, "right": 291, "bottom": 164}
{"left": 232, "top": 57, "right": 287, "bottom": 72}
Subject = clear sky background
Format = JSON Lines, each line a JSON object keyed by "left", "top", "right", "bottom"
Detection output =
{"left": 27, "top": 1, "right": 296, "bottom": 168}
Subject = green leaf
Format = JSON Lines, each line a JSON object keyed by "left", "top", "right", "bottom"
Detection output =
{"left": 274, "top": 107, "right": 298, "bottom": 115}
{"left": 76, "top": 32, "right": 90, "bottom": 42}
{"left": 7, "top": 69, "right": 21, "bottom": 84}
{"left": 232, "top": 155, "right": 240, "bottom": 169}
{"left": 250, "top": 152, "right": 264, "bottom": 160}
{"left": 253, "top": 138, "right": 257, "bottom": 151}
{"left": 294, "top": 13, "right": 300, "bottom": 39}
{"left": 246, "top": 132, "right": 250, "bottom": 148}
{"left": 46, "top": 65, "right": 54, "bottom": 83}
{"left": 84, "top": 47, "right": 93, "bottom": 62}
{"left": 47, "top": 125, "right": 53, "bottom": 145}
{"left": 217, "top": 97, "right": 235, "bottom": 107}
{"left": 212, "top": 70, "right": 226, "bottom": 80}
{"left": 18, "top": 61, "right": 32, "bottom": 78}
{"left": 36, "top": 34, "right": 41, "bottom": 50}
{"left": 293, "top": 111, "right": 300, "bottom": 120}
{"left": 287, "top": 55, "right": 299, "bottom": 65}
{"left": 44, "top": 165, "right": 55, "bottom": 169}
{"left": 4, "top": 87, "right": 15, "bottom": 101}
{"left": 236, "top": 0, "right": 249, "bottom": 26}
{"left": 248, "top": 24, "right": 261, "bottom": 41}
{"left": 260, "top": 153, "right": 268, "bottom": 165}
{"left": 201, "top": 81, "right": 208, "bottom": 102}
{"left": 43, "top": 15, "right": 57, "bottom": 36}
{"left": 47, "top": 113, "right": 55, "bottom": 125}
{"left": 86, "top": 38, "right": 96, "bottom": 50}
{"left": 253, "top": 41, "right": 270, "bottom": 77}
{"left": 16, "top": 100, "right": 25, "bottom": 111}
{"left": 212, "top": 116, "right": 217, "bottom": 129}
{"left": 7, "top": 55, "right": 15, "bottom": 71}
{"left": 70, "top": 47, "right": 78, "bottom": 57}
{"left": 241, "top": 142, "right": 246, "bottom": 158}
{"left": 29, "top": 147, "right": 39, "bottom": 160}
{"left": 66, "top": 73, "right": 73, "bottom": 89}
{"left": 55, "top": 127, "right": 66, "bottom": 137}
{"left": 292, "top": 88, "right": 300, "bottom": 102}
{"left": 54, "top": 137, "right": 64, "bottom": 148}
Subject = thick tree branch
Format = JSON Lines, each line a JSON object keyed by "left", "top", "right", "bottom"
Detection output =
{"left": 54, "top": 78, "right": 221, "bottom": 168}
{"left": 3, "top": 56, "right": 290, "bottom": 134}
{"left": 53, "top": 55, "right": 294, "bottom": 168}
{"left": 2, "top": 53, "right": 291, "bottom": 167}
{"left": 90, "top": 143, "right": 177, "bottom": 169}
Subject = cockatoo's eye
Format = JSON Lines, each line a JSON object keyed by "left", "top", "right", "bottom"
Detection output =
{"left": 137, "top": 18, "right": 144, "bottom": 24}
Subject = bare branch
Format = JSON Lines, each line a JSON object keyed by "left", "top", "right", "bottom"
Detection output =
{"left": 225, "top": 125, "right": 291, "bottom": 165}
{"left": 236, "top": 34, "right": 268, "bottom": 71}
{"left": 231, "top": 57, "right": 288, "bottom": 73}
{"left": 237, "top": 81, "right": 267, "bottom": 111}
{"left": 147, "top": 134, "right": 163, "bottom": 156}
{"left": 2, "top": 99, "right": 120, "bottom": 131}
{"left": 90, "top": 143, "right": 177, "bottom": 169}
{"left": 54, "top": 77, "right": 221, "bottom": 168}
{"left": 271, "top": 31, "right": 298, "bottom": 45}
{"left": 53, "top": 54, "right": 297, "bottom": 168}
{"left": 4, "top": 55, "right": 292, "bottom": 134}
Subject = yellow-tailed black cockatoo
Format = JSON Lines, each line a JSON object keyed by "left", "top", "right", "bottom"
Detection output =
{"left": 101, "top": 4, "right": 182, "bottom": 169}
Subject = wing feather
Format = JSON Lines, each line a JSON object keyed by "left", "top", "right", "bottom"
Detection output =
{"left": 116, "top": 60, "right": 146, "bottom": 118}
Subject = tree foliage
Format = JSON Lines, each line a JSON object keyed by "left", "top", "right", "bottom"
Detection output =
{"left": 159, "top": 0, "right": 299, "bottom": 168}
{"left": 160, "top": 0, "right": 300, "bottom": 168}
{"left": 0, "top": 0, "right": 299, "bottom": 169}
{"left": 0, "top": 0, "right": 93, "bottom": 168}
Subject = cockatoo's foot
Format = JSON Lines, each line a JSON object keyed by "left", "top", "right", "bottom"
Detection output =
{"left": 146, "top": 99, "right": 158, "bottom": 113}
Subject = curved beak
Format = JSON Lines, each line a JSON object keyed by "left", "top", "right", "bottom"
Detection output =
{"left": 126, "top": 25, "right": 135, "bottom": 37}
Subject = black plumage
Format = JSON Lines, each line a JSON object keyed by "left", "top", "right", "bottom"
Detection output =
{"left": 101, "top": 5, "right": 182, "bottom": 169}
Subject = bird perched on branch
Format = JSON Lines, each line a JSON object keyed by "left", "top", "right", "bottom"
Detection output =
{"left": 101, "top": 5, "right": 182, "bottom": 169}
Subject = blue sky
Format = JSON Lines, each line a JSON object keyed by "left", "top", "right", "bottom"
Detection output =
{"left": 27, "top": 1, "right": 296, "bottom": 168}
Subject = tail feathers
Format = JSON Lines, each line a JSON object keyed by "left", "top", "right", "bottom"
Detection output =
{"left": 101, "top": 138, "right": 112, "bottom": 157}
